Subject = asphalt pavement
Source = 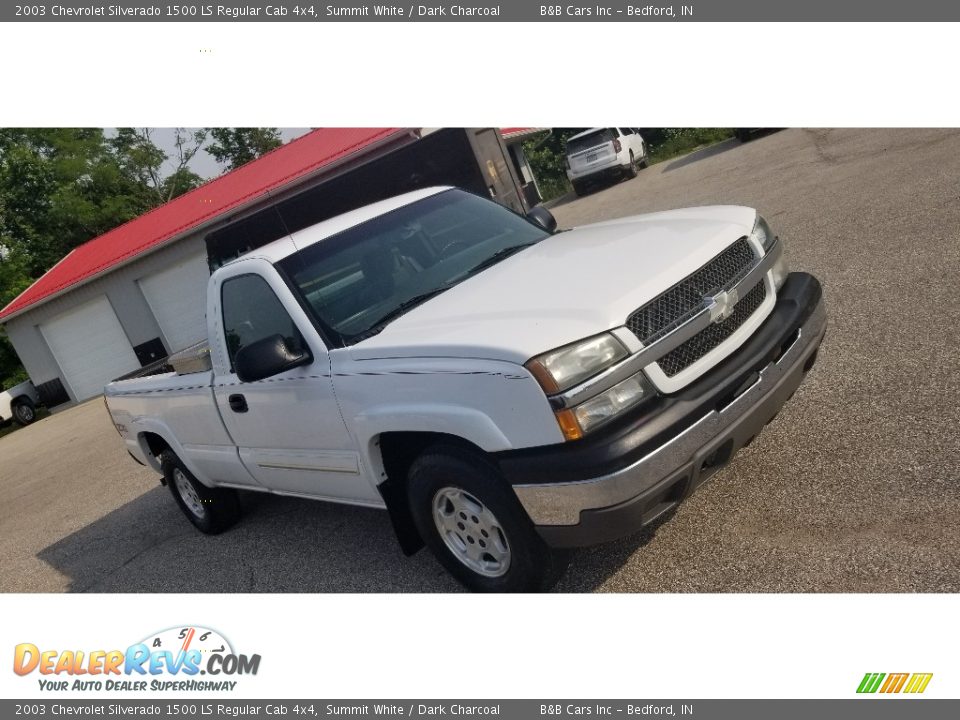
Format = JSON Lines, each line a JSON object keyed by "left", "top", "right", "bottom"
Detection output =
{"left": 2, "top": 128, "right": 958, "bottom": 592}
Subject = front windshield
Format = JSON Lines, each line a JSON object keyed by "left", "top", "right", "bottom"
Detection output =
{"left": 277, "top": 189, "right": 550, "bottom": 346}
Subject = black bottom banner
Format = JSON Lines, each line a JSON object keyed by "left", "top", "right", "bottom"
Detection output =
{"left": 3, "top": 700, "right": 955, "bottom": 720}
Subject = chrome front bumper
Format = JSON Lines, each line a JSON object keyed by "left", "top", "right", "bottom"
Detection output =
{"left": 513, "top": 296, "right": 826, "bottom": 530}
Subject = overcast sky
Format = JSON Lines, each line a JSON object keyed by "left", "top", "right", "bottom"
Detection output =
{"left": 140, "top": 127, "right": 311, "bottom": 179}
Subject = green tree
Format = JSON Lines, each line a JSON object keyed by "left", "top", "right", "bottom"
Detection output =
{"left": 0, "top": 128, "right": 150, "bottom": 275}
{"left": 521, "top": 129, "right": 587, "bottom": 201}
{"left": 206, "top": 128, "right": 282, "bottom": 172}
{"left": 0, "top": 128, "right": 206, "bottom": 386}
{"left": 0, "top": 244, "right": 32, "bottom": 388}
{"left": 111, "top": 128, "right": 206, "bottom": 205}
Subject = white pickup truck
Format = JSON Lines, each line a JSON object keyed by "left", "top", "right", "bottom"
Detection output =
{"left": 105, "top": 187, "right": 825, "bottom": 592}
{"left": 0, "top": 380, "right": 40, "bottom": 426}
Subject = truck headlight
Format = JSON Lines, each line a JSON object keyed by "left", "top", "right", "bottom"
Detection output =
{"left": 750, "top": 214, "right": 777, "bottom": 252}
{"left": 751, "top": 213, "right": 789, "bottom": 290}
{"left": 525, "top": 333, "right": 628, "bottom": 394}
{"left": 572, "top": 373, "right": 652, "bottom": 434}
{"left": 769, "top": 251, "right": 789, "bottom": 291}
{"left": 552, "top": 372, "right": 653, "bottom": 441}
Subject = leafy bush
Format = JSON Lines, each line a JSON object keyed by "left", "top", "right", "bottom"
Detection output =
{"left": 646, "top": 128, "right": 734, "bottom": 163}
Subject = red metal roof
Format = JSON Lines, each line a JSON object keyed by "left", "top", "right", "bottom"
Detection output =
{"left": 0, "top": 127, "right": 410, "bottom": 322}
{"left": 500, "top": 127, "right": 546, "bottom": 140}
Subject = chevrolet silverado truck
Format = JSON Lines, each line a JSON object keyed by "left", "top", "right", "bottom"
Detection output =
{"left": 104, "top": 186, "right": 825, "bottom": 592}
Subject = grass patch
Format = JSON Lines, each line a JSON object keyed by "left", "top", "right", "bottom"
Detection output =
{"left": 648, "top": 128, "right": 735, "bottom": 165}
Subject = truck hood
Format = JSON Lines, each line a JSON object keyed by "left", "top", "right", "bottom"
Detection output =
{"left": 348, "top": 206, "right": 758, "bottom": 364}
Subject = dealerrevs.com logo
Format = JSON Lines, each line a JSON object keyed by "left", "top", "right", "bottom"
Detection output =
{"left": 13, "top": 626, "right": 261, "bottom": 693}
{"left": 857, "top": 673, "right": 933, "bottom": 694}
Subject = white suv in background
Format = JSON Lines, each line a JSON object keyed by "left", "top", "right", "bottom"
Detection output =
{"left": 565, "top": 128, "right": 648, "bottom": 196}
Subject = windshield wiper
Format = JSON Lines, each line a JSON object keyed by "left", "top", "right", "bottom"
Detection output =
{"left": 356, "top": 288, "right": 450, "bottom": 340}
{"left": 353, "top": 244, "right": 538, "bottom": 342}
{"left": 462, "top": 243, "right": 537, "bottom": 278}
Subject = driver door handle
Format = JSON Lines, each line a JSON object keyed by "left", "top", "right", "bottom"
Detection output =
{"left": 228, "top": 394, "right": 248, "bottom": 413}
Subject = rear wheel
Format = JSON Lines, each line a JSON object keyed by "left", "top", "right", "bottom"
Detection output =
{"left": 407, "top": 444, "right": 570, "bottom": 592}
{"left": 12, "top": 399, "right": 36, "bottom": 426}
{"left": 626, "top": 151, "right": 639, "bottom": 178}
{"left": 571, "top": 179, "right": 586, "bottom": 197}
{"left": 161, "top": 450, "right": 240, "bottom": 534}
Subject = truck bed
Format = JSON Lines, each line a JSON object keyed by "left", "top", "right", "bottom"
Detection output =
{"left": 112, "top": 340, "right": 212, "bottom": 382}
{"left": 105, "top": 365, "right": 237, "bottom": 479}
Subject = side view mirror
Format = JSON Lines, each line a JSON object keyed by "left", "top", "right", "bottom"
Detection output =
{"left": 526, "top": 206, "right": 558, "bottom": 233}
{"left": 235, "top": 334, "right": 311, "bottom": 383}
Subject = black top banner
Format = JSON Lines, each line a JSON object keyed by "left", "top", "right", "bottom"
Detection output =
{"left": 3, "top": 0, "right": 957, "bottom": 21}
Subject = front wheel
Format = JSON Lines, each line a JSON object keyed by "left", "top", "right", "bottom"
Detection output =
{"left": 407, "top": 445, "right": 570, "bottom": 592}
{"left": 12, "top": 399, "right": 36, "bottom": 426}
{"left": 161, "top": 450, "right": 240, "bottom": 534}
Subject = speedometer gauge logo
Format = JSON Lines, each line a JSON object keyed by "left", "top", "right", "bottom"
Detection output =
{"left": 141, "top": 626, "right": 235, "bottom": 659}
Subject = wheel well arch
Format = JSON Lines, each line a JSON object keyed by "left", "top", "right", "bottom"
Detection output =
{"left": 138, "top": 431, "right": 173, "bottom": 474}
{"left": 372, "top": 431, "right": 489, "bottom": 556}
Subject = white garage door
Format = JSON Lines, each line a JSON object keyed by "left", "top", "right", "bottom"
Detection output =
{"left": 138, "top": 253, "right": 210, "bottom": 353}
{"left": 40, "top": 295, "right": 140, "bottom": 401}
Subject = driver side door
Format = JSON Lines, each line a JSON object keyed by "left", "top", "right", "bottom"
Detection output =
{"left": 211, "top": 263, "right": 378, "bottom": 504}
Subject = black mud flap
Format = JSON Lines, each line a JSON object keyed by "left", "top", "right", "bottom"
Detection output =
{"left": 378, "top": 478, "right": 425, "bottom": 556}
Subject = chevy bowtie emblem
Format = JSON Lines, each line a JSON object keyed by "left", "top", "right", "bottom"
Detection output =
{"left": 705, "top": 288, "right": 739, "bottom": 323}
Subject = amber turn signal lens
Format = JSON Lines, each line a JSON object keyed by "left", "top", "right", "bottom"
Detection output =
{"left": 554, "top": 408, "right": 584, "bottom": 441}
{"left": 525, "top": 359, "right": 561, "bottom": 395}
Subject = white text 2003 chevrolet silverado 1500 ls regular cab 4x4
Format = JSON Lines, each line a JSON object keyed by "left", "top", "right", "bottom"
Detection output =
{"left": 105, "top": 186, "right": 826, "bottom": 592}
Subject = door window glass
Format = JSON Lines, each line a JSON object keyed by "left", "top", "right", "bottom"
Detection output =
{"left": 221, "top": 274, "right": 306, "bottom": 369}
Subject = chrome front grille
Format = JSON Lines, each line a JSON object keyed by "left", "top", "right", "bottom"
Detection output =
{"left": 626, "top": 238, "right": 756, "bottom": 346}
{"left": 656, "top": 281, "right": 767, "bottom": 377}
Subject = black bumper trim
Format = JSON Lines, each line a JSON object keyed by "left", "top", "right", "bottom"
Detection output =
{"left": 572, "top": 164, "right": 631, "bottom": 184}
{"left": 496, "top": 272, "right": 823, "bottom": 487}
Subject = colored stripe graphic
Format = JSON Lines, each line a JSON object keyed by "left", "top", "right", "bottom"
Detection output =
{"left": 904, "top": 673, "right": 933, "bottom": 694}
{"left": 880, "top": 673, "right": 909, "bottom": 693}
{"left": 857, "top": 672, "right": 932, "bottom": 694}
{"left": 857, "top": 673, "right": 885, "bottom": 693}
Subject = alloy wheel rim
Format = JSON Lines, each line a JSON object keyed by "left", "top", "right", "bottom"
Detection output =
{"left": 174, "top": 468, "right": 206, "bottom": 519}
{"left": 432, "top": 486, "right": 510, "bottom": 578}
{"left": 15, "top": 405, "right": 34, "bottom": 422}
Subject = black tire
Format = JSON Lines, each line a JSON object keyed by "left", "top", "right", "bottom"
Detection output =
{"left": 639, "top": 146, "right": 649, "bottom": 169}
{"left": 161, "top": 450, "right": 240, "bottom": 534}
{"left": 407, "top": 444, "right": 571, "bottom": 592}
{"left": 625, "top": 151, "right": 639, "bottom": 178}
{"left": 571, "top": 180, "right": 586, "bottom": 197}
{"left": 12, "top": 398, "right": 36, "bottom": 426}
